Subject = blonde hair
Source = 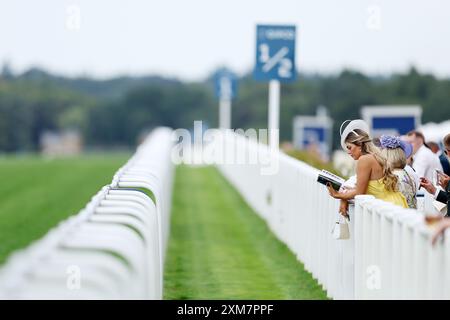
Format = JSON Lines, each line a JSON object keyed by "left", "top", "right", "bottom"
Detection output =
{"left": 379, "top": 147, "right": 406, "bottom": 192}
{"left": 345, "top": 129, "right": 399, "bottom": 192}
{"left": 345, "top": 129, "right": 379, "bottom": 155}
{"left": 380, "top": 147, "right": 407, "bottom": 170}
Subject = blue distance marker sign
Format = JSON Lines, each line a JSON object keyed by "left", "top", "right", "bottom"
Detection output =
{"left": 302, "top": 127, "right": 326, "bottom": 146}
{"left": 372, "top": 117, "right": 416, "bottom": 135}
{"left": 361, "top": 106, "right": 422, "bottom": 137}
{"left": 254, "top": 24, "right": 296, "bottom": 82}
{"left": 214, "top": 68, "right": 237, "bottom": 100}
{"left": 293, "top": 115, "right": 333, "bottom": 161}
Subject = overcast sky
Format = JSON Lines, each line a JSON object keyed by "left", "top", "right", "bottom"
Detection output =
{"left": 1, "top": 0, "right": 449, "bottom": 80}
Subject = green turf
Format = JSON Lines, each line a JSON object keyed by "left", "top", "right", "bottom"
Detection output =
{"left": 164, "top": 165, "right": 327, "bottom": 300}
{"left": 0, "top": 153, "right": 129, "bottom": 265}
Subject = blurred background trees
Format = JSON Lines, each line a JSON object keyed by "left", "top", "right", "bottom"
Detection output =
{"left": 0, "top": 64, "right": 449, "bottom": 152}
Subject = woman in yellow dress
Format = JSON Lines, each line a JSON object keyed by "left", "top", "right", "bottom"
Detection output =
{"left": 327, "top": 121, "right": 408, "bottom": 211}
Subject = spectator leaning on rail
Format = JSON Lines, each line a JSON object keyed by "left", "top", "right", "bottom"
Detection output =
{"left": 431, "top": 218, "right": 450, "bottom": 245}
{"left": 378, "top": 135, "right": 418, "bottom": 209}
{"left": 419, "top": 133, "right": 450, "bottom": 217}
{"left": 327, "top": 120, "right": 408, "bottom": 215}
{"left": 377, "top": 136, "right": 420, "bottom": 192}
{"left": 404, "top": 130, "right": 443, "bottom": 182}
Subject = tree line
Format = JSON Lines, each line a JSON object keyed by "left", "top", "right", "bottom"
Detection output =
{"left": 0, "top": 65, "right": 449, "bottom": 152}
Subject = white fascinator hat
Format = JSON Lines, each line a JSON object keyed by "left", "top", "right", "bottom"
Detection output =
{"left": 339, "top": 119, "right": 371, "bottom": 151}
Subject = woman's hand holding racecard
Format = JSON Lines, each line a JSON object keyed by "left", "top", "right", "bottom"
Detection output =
{"left": 326, "top": 183, "right": 342, "bottom": 199}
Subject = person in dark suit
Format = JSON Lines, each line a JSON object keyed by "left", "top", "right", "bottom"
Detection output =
{"left": 439, "top": 153, "right": 450, "bottom": 176}
{"left": 428, "top": 141, "right": 450, "bottom": 176}
{"left": 420, "top": 134, "right": 450, "bottom": 218}
{"left": 420, "top": 176, "right": 449, "bottom": 217}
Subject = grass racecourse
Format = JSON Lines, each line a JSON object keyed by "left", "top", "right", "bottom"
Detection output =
{"left": 0, "top": 156, "right": 326, "bottom": 299}
{"left": 0, "top": 153, "right": 129, "bottom": 265}
{"left": 164, "top": 166, "right": 327, "bottom": 299}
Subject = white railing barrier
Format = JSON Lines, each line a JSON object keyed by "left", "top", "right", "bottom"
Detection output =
{"left": 213, "top": 132, "right": 450, "bottom": 299}
{"left": 354, "top": 195, "right": 450, "bottom": 299}
{"left": 0, "top": 127, "right": 174, "bottom": 299}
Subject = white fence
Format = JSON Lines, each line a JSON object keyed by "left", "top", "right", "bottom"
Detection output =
{"left": 0, "top": 127, "right": 175, "bottom": 299}
{"left": 214, "top": 132, "right": 450, "bottom": 299}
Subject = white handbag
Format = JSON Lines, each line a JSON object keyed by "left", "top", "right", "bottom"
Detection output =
{"left": 332, "top": 216, "right": 350, "bottom": 240}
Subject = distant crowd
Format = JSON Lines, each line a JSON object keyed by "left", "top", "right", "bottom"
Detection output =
{"left": 326, "top": 120, "right": 450, "bottom": 244}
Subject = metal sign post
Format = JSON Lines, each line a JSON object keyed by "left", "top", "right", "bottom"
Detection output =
{"left": 214, "top": 68, "right": 237, "bottom": 129}
{"left": 254, "top": 24, "right": 296, "bottom": 150}
{"left": 268, "top": 80, "right": 280, "bottom": 150}
{"left": 219, "top": 98, "right": 231, "bottom": 129}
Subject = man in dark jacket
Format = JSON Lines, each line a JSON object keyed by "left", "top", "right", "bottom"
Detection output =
{"left": 420, "top": 133, "right": 450, "bottom": 217}
{"left": 428, "top": 141, "right": 450, "bottom": 176}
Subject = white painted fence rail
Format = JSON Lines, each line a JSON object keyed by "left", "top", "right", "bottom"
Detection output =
{"left": 213, "top": 132, "right": 450, "bottom": 299}
{"left": 0, "top": 127, "right": 174, "bottom": 299}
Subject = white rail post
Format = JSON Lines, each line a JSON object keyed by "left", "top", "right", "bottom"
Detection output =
{"left": 354, "top": 195, "right": 375, "bottom": 299}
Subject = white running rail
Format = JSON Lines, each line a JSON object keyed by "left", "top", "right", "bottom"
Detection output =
{"left": 214, "top": 132, "right": 450, "bottom": 299}
{"left": 0, "top": 127, "right": 175, "bottom": 299}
